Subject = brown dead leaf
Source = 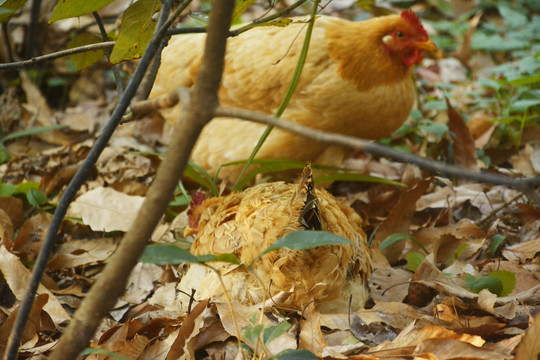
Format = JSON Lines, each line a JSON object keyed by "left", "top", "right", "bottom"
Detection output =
{"left": 67, "top": 186, "right": 144, "bottom": 232}
{"left": 414, "top": 337, "right": 510, "bottom": 360}
{"left": 414, "top": 219, "right": 486, "bottom": 265}
{"left": 467, "top": 112, "right": 497, "bottom": 149}
{"left": 122, "top": 263, "right": 164, "bottom": 304}
{"left": 369, "top": 267, "right": 411, "bottom": 303}
{"left": 48, "top": 238, "right": 119, "bottom": 270}
{"left": 299, "top": 302, "right": 327, "bottom": 356}
{"left": 216, "top": 301, "right": 296, "bottom": 354}
{"left": 89, "top": 319, "right": 150, "bottom": 360}
{"left": 0, "top": 246, "right": 70, "bottom": 325}
{"left": 453, "top": 12, "right": 483, "bottom": 68}
{"left": 372, "top": 179, "right": 431, "bottom": 265}
{"left": 0, "top": 293, "right": 49, "bottom": 352}
{"left": 166, "top": 299, "right": 210, "bottom": 360}
{"left": 446, "top": 98, "right": 478, "bottom": 171}
{"left": 19, "top": 71, "right": 71, "bottom": 146}
{"left": 0, "top": 208, "right": 14, "bottom": 250}
{"left": 0, "top": 196, "right": 23, "bottom": 229}
{"left": 12, "top": 213, "right": 52, "bottom": 261}
{"left": 514, "top": 314, "right": 540, "bottom": 360}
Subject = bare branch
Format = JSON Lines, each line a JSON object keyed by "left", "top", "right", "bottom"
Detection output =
{"left": 46, "top": 0, "right": 235, "bottom": 358}
{"left": 0, "top": 41, "right": 115, "bottom": 69}
{"left": 214, "top": 106, "right": 540, "bottom": 203}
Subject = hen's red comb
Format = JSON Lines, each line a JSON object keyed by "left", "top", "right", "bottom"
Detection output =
{"left": 401, "top": 10, "right": 428, "bottom": 39}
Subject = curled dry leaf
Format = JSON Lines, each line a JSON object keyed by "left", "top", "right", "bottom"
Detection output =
{"left": 446, "top": 98, "right": 478, "bottom": 171}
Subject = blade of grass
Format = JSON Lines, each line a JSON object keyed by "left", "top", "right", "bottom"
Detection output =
{"left": 232, "top": 1, "right": 320, "bottom": 192}
{"left": 2, "top": 125, "right": 67, "bottom": 141}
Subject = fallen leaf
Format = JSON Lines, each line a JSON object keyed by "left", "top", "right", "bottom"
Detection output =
{"left": 67, "top": 186, "right": 145, "bottom": 232}
{"left": 299, "top": 303, "right": 327, "bottom": 356}
{"left": 446, "top": 98, "right": 478, "bottom": 171}
{"left": 0, "top": 246, "right": 70, "bottom": 326}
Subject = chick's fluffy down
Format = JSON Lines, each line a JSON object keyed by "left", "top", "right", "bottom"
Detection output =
{"left": 177, "top": 174, "right": 371, "bottom": 313}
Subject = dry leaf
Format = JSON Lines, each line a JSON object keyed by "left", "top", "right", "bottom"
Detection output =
{"left": 372, "top": 179, "right": 431, "bottom": 264}
{"left": 0, "top": 246, "right": 70, "bottom": 326}
{"left": 446, "top": 98, "right": 478, "bottom": 171}
{"left": 299, "top": 303, "right": 328, "bottom": 355}
{"left": 67, "top": 186, "right": 144, "bottom": 232}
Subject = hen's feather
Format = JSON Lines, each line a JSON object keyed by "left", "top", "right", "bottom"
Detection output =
{"left": 177, "top": 166, "right": 372, "bottom": 312}
{"left": 151, "top": 14, "right": 437, "bottom": 181}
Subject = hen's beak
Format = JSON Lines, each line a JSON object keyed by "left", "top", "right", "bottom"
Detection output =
{"left": 416, "top": 39, "right": 443, "bottom": 59}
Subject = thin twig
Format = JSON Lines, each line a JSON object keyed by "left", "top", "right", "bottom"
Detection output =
{"left": 93, "top": 11, "right": 124, "bottom": 97}
{"left": 166, "top": 0, "right": 306, "bottom": 37}
{"left": 2, "top": 23, "right": 15, "bottom": 63}
{"left": 24, "top": 0, "right": 41, "bottom": 58}
{"left": 0, "top": 41, "right": 115, "bottom": 69}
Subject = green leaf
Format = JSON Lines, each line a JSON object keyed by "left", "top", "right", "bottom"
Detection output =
{"left": 14, "top": 181, "right": 40, "bottom": 194}
{"left": 79, "top": 348, "right": 129, "bottom": 360}
{"left": 406, "top": 251, "right": 425, "bottom": 272}
{"left": 509, "top": 73, "right": 540, "bottom": 86}
{"left": 379, "top": 233, "right": 428, "bottom": 254}
{"left": 109, "top": 0, "right": 160, "bottom": 63}
{"left": 509, "top": 99, "right": 540, "bottom": 112}
{"left": 498, "top": 4, "right": 528, "bottom": 29}
{"left": 241, "top": 323, "right": 264, "bottom": 344}
{"left": 465, "top": 274, "right": 503, "bottom": 296}
{"left": 489, "top": 270, "right": 515, "bottom": 297}
{"left": 140, "top": 245, "right": 199, "bottom": 265}
{"left": 314, "top": 173, "right": 403, "bottom": 187}
{"left": 67, "top": 33, "right": 105, "bottom": 70}
{"left": 26, "top": 189, "right": 48, "bottom": 208}
{"left": 472, "top": 33, "right": 528, "bottom": 51}
{"left": 263, "top": 321, "right": 291, "bottom": 346}
{"left": 231, "top": 159, "right": 306, "bottom": 191}
{"left": 169, "top": 194, "right": 191, "bottom": 207}
{"left": 49, "top": 0, "right": 116, "bottom": 23}
{"left": 489, "top": 234, "right": 506, "bottom": 257}
{"left": 0, "top": 183, "right": 17, "bottom": 197}
{"left": 253, "top": 231, "right": 352, "bottom": 265}
{"left": 273, "top": 349, "right": 319, "bottom": 360}
{"left": 448, "top": 243, "right": 469, "bottom": 265}
{"left": 2, "top": 125, "right": 67, "bottom": 141}
{"left": 424, "top": 100, "right": 447, "bottom": 111}
{"left": 417, "top": 121, "right": 449, "bottom": 136}
{"left": 0, "top": 0, "right": 27, "bottom": 23}
{"left": 184, "top": 162, "right": 219, "bottom": 196}
{"left": 203, "top": 253, "right": 240, "bottom": 265}
{"left": 232, "top": 0, "right": 256, "bottom": 20}
{"left": 140, "top": 245, "right": 240, "bottom": 265}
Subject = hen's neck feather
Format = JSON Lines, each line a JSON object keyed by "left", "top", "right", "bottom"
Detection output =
{"left": 325, "top": 16, "right": 413, "bottom": 91}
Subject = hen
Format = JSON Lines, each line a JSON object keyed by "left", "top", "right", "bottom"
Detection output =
{"left": 151, "top": 11, "right": 439, "bottom": 181}
{"left": 177, "top": 165, "right": 371, "bottom": 313}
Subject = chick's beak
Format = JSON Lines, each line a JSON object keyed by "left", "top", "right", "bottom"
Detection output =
{"left": 415, "top": 39, "right": 443, "bottom": 59}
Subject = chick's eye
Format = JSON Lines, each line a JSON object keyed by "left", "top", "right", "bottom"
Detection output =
{"left": 396, "top": 31, "right": 404, "bottom": 38}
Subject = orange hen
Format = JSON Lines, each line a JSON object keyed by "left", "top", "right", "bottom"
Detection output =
{"left": 177, "top": 165, "right": 371, "bottom": 313}
{"left": 150, "top": 11, "right": 439, "bottom": 181}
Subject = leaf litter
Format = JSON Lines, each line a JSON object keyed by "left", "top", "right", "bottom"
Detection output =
{"left": 1, "top": 1, "right": 540, "bottom": 359}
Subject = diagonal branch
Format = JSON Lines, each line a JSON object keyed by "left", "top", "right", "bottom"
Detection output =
{"left": 46, "top": 0, "right": 235, "bottom": 358}
{"left": 213, "top": 106, "right": 540, "bottom": 205}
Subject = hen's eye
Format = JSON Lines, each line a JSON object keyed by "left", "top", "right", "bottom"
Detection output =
{"left": 396, "top": 31, "right": 404, "bottom": 37}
